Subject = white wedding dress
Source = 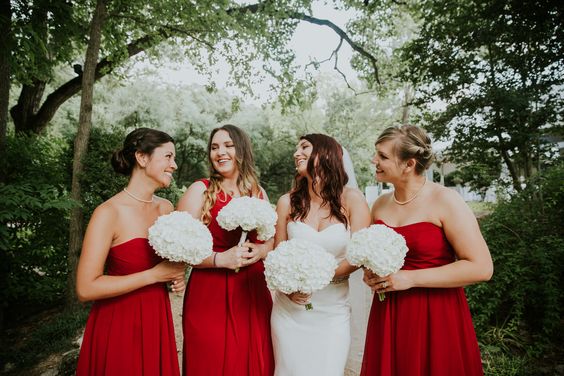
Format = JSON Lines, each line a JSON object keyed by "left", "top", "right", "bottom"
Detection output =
{"left": 271, "top": 221, "right": 351, "bottom": 376}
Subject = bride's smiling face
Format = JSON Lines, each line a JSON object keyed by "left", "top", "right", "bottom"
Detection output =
{"left": 294, "top": 139, "right": 313, "bottom": 176}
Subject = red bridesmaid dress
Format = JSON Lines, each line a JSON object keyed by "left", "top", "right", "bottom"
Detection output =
{"left": 182, "top": 179, "right": 274, "bottom": 376}
{"left": 76, "top": 238, "right": 180, "bottom": 376}
{"left": 361, "top": 221, "right": 484, "bottom": 376}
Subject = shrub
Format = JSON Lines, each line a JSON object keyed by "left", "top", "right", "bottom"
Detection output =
{"left": 466, "top": 162, "right": 564, "bottom": 345}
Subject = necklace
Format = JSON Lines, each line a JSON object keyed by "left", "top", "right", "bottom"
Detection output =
{"left": 123, "top": 188, "right": 154, "bottom": 203}
{"left": 393, "top": 178, "right": 426, "bottom": 205}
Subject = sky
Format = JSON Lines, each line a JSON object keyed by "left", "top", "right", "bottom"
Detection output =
{"left": 130, "top": 3, "right": 359, "bottom": 103}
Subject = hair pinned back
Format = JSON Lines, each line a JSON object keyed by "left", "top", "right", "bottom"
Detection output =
{"left": 111, "top": 128, "right": 174, "bottom": 176}
{"left": 376, "top": 125, "right": 433, "bottom": 175}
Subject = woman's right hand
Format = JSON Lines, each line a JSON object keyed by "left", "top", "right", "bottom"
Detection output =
{"left": 215, "top": 245, "right": 249, "bottom": 270}
{"left": 287, "top": 292, "right": 311, "bottom": 305}
{"left": 151, "top": 261, "right": 186, "bottom": 283}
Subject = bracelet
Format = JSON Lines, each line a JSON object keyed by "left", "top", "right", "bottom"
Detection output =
{"left": 212, "top": 252, "right": 218, "bottom": 268}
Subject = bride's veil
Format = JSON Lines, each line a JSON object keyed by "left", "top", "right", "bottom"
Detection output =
{"left": 342, "top": 146, "right": 372, "bottom": 374}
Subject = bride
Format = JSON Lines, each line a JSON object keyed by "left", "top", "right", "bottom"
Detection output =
{"left": 271, "top": 134, "right": 370, "bottom": 375}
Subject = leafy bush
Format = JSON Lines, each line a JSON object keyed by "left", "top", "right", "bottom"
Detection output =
{"left": 466, "top": 162, "right": 564, "bottom": 346}
{"left": 0, "top": 135, "right": 74, "bottom": 321}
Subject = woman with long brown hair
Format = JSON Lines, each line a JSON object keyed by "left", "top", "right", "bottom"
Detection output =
{"left": 177, "top": 124, "right": 274, "bottom": 375}
{"left": 271, "top": 134, "right": 371, "bottom": 376}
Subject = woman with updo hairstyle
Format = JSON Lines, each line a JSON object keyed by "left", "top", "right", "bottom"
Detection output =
{"left": 360, "top": 125, "right": 493, "bottom": 375}
{"left": 76, "top": 127, "right": 186, "bottom": 375}
{"left": 177, "top": 124, "right": 275, "bottom": 375}
{"left": 271, "top": 133, "right": 371, "bottom": 376}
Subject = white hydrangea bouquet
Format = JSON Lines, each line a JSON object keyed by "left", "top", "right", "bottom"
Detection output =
{"left": 264, "top": 238, "right": 338, "bottom": 310}
{"left": 148, "top": 211, "right": 213, "bottom": 265}
{"left": 346, "top": 224, "right": 408, "bottom": 302}
{"left": 217, "top": 196, "right": 277, "bottom": 241}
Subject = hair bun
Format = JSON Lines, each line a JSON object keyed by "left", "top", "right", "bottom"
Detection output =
{"left": 111, "top": 149, "right": 133, "bottom": 175}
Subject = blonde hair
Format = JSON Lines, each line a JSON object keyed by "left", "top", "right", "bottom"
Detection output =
{"left": 376, "top": 125, "right": 433, "bottom": 175}
{"left": 201, "top": 124, "right": 261, "bottom": 224}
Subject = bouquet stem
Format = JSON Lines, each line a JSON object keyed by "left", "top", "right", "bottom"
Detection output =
{"left": 234, "top": 231, "right": 248, "bottom": 273}
{"left": 305, "top": 303, "right": 313, "bottom": 311}
{"left": 377, "top": 292, "right": 386, "bottom": 302}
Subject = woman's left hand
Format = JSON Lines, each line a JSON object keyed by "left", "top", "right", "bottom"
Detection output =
{"left": 241, "top": 242, "right": 268, "bottom": 266}
{"left": 169, "top": 275, "right": 186, "bottom": 294}
{"left": 363, "top": 269, "right": 414, "bottom": 293}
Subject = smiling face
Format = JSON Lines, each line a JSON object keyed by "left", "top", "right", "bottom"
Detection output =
{"left": 294, "top": 138, "right": 313, "bottom": 176}
{"left": 142, "top": 141, "right": 177, "bottom": 188}
{"left": 371, "top": 139, "right": 403, "bottom": 183}
{"left": 210, "top": 129, "right": 238, "bottom": 177}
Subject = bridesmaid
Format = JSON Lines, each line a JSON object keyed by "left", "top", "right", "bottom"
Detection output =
{"left": 76, "top": 128, "right": 186, "bottom": 375}
{"left": 177, "top": 124, "right": 274, "bottom": 376}
{"left": 361, "top": 125, "right": 493, "bottom": 375}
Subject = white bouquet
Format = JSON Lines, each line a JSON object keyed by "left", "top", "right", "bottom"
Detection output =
{"left": 217, "top": 196, "right": 277, "bottom": 243}
{"left": 148, "top": 211, "right": 213, "bottom": 265}
{"left": 264, "top": 238, "right": 338, "bottom": 310}
{"left": 346, "top": 224, "right": 408, "bottom": 301}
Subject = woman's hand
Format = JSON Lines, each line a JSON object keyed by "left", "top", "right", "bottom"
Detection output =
{"left": 151, "top": 261, "right": 186, "bottom": 283}
{"left": 363, "top": 268, "right": 414, "bottom": 293}
{"left": 240, "top": 242, "right": 268, "bottom": 266}
{"left": 287, "top": 292, "right": 311, "bottom": 305}
{"left": 169, "top": 275, "right": 186, "bottom": 293}
{"left": 215, "top": 245, "right": 248, "bottom": 270}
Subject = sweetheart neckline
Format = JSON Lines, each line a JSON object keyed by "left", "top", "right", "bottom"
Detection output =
{"left": 288, "top": 221, "right": 348, "bottom": 233}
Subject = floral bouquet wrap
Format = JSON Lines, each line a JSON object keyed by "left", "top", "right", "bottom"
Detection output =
{"left": 346, "top": 224, "right": 408, "bottom": 301}
{"left": 264, "top": 238, "right": 338, "bottom": 310}
{"left": 148, "top": 211, "right": 213, "bottom": 265}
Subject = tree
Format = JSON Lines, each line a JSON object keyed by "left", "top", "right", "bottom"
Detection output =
{"left": 0, "top": 0, "right": 11, "bottom": 153}
{"left": 67, "top": 0, "right": 107, "bottom": 308}
{"left": 400, "top": 0, "right": 564, "bottom": 191}
{"left": 7, "top": 0, "right": 381, "bottom": 135}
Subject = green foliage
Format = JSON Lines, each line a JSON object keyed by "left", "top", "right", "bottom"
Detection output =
{"left": 399, "top": 0, "right": 564, "bottom": 191}
{"left": 0, "top": 307, "right": 89, "bottom": 370}
{"left": 0, "top": 134, "right": 73, "bottom": 315}
{"left": 466, "top": 163, "right": 564, "bottom": 346}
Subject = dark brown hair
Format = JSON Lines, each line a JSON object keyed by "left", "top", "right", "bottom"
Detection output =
{"left": 111, "top": 128, "right": 174, "bottom": 176}
{"left": 290, "top": 134, "right": 349, "bottom": 227}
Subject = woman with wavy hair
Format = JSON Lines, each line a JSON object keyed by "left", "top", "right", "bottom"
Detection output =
{"left": 271, "top": 133, "right": 371, "bottom": 376}
{"left": 177, "top": 124, "right": 274, "bottom": 376}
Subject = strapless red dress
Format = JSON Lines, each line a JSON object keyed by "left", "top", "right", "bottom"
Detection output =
{"left": 182, "top": 179, "right": 274, "bottom": 376}
{"left": 76, "top": 238, "right": 180, "bottom": 376}
{"left": 360, "top": 221, "right": 483, "bottom": 376}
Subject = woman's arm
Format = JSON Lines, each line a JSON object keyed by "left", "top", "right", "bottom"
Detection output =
{"left": 177, "top": 181, "right": 246, "bottom": 270}
{"left": 75, "top": 204, "right": 185, "bottom": 302}
{"left": 334, "top": 188, "right": 371, "bottom": 278}
{"left": 366, "top": 187, "right": 493, "bottom": 292}
{"left": 274, "top": 194, "right": 291, "bottom": 247}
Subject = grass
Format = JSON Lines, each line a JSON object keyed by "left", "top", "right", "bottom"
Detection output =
{"left": 0, "top": 306, "right": 89, "bottom": 374}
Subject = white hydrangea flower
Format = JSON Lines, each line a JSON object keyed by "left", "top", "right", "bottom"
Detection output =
{"left": 148, "top": 211, "right": 213, "bottom": 265}
{"left": 264, "top": 238, "right": 338, "bottom": 310}
{"left": 346, "top": 224, "right": 408, "bottom": 301}
{"left": 216, "top": 196, "right": 277, "bottom": 241}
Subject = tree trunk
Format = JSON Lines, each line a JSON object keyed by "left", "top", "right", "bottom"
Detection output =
{"left": 67, "top": 0, "right": 107, "bottom": 309}
{"left": 0, "top": 0, "right": 12, "bottom": 153}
